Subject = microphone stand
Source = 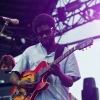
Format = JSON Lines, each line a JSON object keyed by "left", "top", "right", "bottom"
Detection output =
{"left": 0, "top": 21, "right": 9, "bottom": 35}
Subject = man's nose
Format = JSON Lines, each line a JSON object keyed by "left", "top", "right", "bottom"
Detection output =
{"left": 42, "top": 34, "right": 47, "bottom": 38}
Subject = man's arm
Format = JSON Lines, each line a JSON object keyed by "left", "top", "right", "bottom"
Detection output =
{"left": 10, "top": 71, "right": 35, "bottom": 89}
{"left": 10, "top": 71, "right": 21, "bottom": 86}
{"left": 58, "top": 71, "right": 74, "bottom": 87}
{"left": 50, "top": 64, "right": 74, "bottom": 87}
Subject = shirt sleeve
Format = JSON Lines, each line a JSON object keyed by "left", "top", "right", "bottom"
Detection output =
{"left": 63, "top": 47, "right": 81, "bottom": 82}
{"left": 11, "top": 50, "right": 29, "bottom": 74}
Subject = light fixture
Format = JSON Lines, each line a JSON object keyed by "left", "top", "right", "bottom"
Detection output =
{"left": 21, "top": 38, "right": 26, "bottom": 44}
{"left": 57, "top": 7, "right": 66, "bottom": 22}
{"left": 65, "top": 0, "right": 82, "bottom": 12}
{"left": 91, "top": 3, "right": 100, "bottom": 19}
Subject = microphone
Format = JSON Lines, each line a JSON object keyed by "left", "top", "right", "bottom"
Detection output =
{"left": 1, "top": 16, "right": 19, "bottom": 25}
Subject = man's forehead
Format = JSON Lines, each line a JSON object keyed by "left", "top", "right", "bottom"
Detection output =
{"left": 37, "top": 24, "right": 50, "bottom": 33}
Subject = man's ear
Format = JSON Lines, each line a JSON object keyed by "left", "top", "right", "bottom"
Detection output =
{"left": 52, "top": 27, "right": 56, "bottom": 36}
{"left": 52, "top": 27, "right": 56, "bottom": 33}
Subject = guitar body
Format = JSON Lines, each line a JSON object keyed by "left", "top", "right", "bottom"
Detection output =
{"left": 11, "top": 61, "right": 50, "bottom": 100}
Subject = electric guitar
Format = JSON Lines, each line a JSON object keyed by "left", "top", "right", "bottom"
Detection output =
{"left": 11, "top": 38, "right": 93, "bottom": 100}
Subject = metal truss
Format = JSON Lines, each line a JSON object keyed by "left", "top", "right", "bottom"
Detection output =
{"left": 52, "top": 0, "right": 100, "bottom": 36}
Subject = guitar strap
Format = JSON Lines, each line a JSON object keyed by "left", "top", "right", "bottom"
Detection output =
{"left": 54, "top": 44, "right": 65, "bottom": 60}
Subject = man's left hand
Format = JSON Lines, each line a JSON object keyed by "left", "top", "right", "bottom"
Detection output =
{"left": 50, "top": 64, "right": 62, "bottom": 77}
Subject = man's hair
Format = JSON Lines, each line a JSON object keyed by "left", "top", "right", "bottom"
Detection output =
{"left": 0, "top": 55, "right": 15, "bottom": 69}
{"left": 32, "top": 13, "right": 55, "bottom": 33}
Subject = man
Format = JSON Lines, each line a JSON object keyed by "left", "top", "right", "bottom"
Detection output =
{"left": 10, "top": 13, "right": 81, "bottom": 100}
{"left": 0, "top": 54, "right": 15, "bottom": 70}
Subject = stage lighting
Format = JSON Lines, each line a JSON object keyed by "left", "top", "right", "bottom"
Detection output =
{"left": 92, "top": 3, "right": 100, "bottom": 12}
{"left": 57, "top": 7, "right": 66, "bottom": 22}
{"left": 65, "top": 0, "right": 82, "bottom": 12}
{"left": 21, "top": 38, "right": 26, "bottom": 44}
{"left": 91, "top": 3, "right": 100, "bottom": 19}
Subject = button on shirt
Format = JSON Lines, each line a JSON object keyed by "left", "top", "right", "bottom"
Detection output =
{"left": 12, "top": 43, "right": 81, "bottom": 100}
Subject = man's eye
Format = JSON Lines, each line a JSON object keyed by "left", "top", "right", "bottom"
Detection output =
{"left": 38, "top": 29, "right": 51, "bottom": 36}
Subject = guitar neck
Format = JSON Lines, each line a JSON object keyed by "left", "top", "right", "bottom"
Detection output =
{"left": 53, "top": 46, "right": 76, "bottom": 65}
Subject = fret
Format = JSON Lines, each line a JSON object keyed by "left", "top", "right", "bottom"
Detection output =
{"left": 39, "top": 64, "right": 51, "bottom": 76}
{"left": 53, "top": 47, "right": 75, "bottom": 64}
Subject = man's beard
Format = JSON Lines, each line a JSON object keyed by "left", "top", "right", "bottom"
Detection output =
{"left": 41, "top": 37, "right": 55, "bottom": 47}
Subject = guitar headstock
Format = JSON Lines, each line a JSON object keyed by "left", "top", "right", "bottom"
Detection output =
{"left": 76, "top": 37, "right": 93, "bottom": 50}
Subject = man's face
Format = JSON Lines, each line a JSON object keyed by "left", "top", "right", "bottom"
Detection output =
{"left": 37, "top": 24, "right": 55, "bottom": 47}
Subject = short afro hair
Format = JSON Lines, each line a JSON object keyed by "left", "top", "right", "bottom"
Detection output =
{"left": 32, "top": 13, "right": 55, "bottom": 33}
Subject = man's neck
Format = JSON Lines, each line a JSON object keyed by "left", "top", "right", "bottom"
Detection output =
{"left": 45, "top": 43, "right": 57, "bottom": 55}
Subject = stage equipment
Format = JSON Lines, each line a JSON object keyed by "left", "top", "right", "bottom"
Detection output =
{"left": 0, "top": 69, "right": 12, "bottom": 100}
{"left": 57, "top": 7, "right": 66, "bottom": 21}
{"left": 82, "top": 77, "right": 99, "bottom": 100}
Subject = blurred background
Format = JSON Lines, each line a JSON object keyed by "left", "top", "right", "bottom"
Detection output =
{"left": 0, "top": 0, "right": 100, "bottom": 99}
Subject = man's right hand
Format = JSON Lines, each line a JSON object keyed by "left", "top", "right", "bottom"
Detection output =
{"left": 18, "top": 80, "right": 35, "bottom": 91}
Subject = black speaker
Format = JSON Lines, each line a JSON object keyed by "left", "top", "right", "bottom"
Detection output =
{"left": 82, "top": 77, "right": 99, "bottom": 100}
{"left": 83, "top": 77, "right": 96, "bottom": 90}
{"left": 0, "top": 87, "right": 12, "bottom": 100}
{"left": 0, "top": 69, "right": 12, "bottom": 100}
{"left": 0, "top": 86, "right": 12, "bottom": 96}
{"left": 82, "top": 87, "right": 99, "bottom": 100}
{"left": 57, "top": 7, "right": 66, "bottom": 21}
